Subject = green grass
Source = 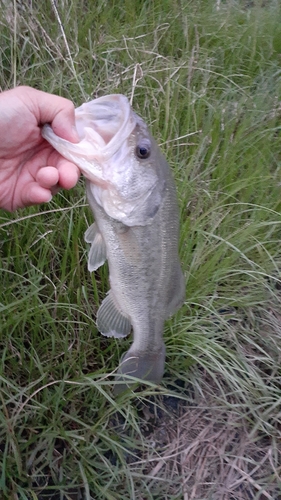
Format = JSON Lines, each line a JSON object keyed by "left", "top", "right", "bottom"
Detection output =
{"left": 1, "top": 0, "right": 281, "bottom": 498}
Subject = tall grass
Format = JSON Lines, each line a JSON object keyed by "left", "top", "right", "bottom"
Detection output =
{"left": 1, "top": 0, "right": 281, "bottom": 498}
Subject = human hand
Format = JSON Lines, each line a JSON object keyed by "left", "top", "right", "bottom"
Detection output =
{"left": 0, "top": 86, "right": 80, "bottom": 211}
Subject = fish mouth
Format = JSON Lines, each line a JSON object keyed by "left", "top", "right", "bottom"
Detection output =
{"left": 75, "top": 94, "right": 136, "bottom": 160}
{"left": 42, "top": 94, "right": 137, "bottom": 184}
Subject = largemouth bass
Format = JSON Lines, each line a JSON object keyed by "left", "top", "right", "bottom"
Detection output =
{"left": 42, "top": 94, "right": 185, "bottom": 394}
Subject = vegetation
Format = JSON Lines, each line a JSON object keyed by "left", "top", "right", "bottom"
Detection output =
{"left": 1, "top": 0, "right": 281, "bottom": 498}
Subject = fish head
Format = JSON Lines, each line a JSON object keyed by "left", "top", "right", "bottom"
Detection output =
{"left": 42, "top": 94, "right": 167, "bottom": 225}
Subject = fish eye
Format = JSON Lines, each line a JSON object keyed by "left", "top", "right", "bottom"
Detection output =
{"left": 136, "top": 143, "right": 151, "bottom": 159}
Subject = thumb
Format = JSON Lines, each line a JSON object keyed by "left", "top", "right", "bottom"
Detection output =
{"left": 21, "top": 86, "right": 80, "bottom": 143}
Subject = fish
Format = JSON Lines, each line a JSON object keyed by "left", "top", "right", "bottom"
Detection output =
{"left": 42, "top": 94, "right": 185, "bottom": 394}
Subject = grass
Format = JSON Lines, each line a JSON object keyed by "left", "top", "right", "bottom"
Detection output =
{"left": 1, "top": 0, "right": 281, "bottom": 498}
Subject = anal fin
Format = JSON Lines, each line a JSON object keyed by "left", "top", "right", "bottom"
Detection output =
{"left": 97, "top": 291, "right": 131, "bottom": 338}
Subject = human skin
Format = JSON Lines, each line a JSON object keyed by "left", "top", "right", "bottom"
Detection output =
{"left": 0, "top": 86, "right": 80, "bottom": 212}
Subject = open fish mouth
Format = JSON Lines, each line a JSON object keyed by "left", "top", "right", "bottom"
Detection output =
{"left": 74, "top": 94, "right": 135, "bottom": 153}
{"left": 42, "top": 94, "right": 137, "bottom": 182}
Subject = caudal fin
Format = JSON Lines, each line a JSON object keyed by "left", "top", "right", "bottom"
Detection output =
{"left": 113, "top": 344, "right": 166, "bottom": 395}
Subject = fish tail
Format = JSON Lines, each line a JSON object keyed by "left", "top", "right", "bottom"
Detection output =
{"left": 113, "top": 343, "right": 166, "bottom": 395}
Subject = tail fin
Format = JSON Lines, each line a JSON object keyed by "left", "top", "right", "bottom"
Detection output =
{"left": 113, "top": 343, "right": 166, "bottom": 395}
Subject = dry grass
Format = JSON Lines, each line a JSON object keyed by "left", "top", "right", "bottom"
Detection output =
{"left": 119, "top": 368, "right": 281, "bottom": 500}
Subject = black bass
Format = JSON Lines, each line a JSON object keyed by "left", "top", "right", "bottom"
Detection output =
{"left": 42, "top": 94, "right": 185, "bottom": 394}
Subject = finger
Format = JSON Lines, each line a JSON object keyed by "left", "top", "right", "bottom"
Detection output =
{"left": 22, "top": 183, "right": 53, "bottom": 207}
{"left": 36, "top": 166, "right": 59, "bottom": 189}
{"left": 56, "top": 159, "right": 80, "bottom": 190}
{"left": 20, "top": 86, "right": 80, "bottom": 142}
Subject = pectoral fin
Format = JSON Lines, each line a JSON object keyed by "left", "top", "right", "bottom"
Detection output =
{"left": 97, "top": 291, "right": 131, "bottom": 338}
{"left": 84, "top": 223, "right": 107, "bottom": 272}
